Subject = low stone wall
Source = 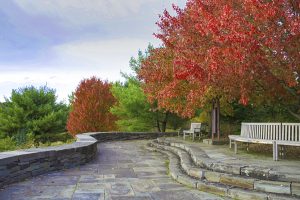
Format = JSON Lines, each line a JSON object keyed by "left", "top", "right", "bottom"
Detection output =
{"left": 0, "top": 134, "right": 97, "bottom": 188}
{"left": 0, "top": 131, "right": 175, "bottom": 188}
{"left": 86, "top": 131, "right": 177, "bottom": 143}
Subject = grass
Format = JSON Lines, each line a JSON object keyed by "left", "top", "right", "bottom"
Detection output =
{"left": 236, "top": 143, "right": 300, "bottom": 160}
{"left": 165, "top": 159, "right": 170, "bottom": 175}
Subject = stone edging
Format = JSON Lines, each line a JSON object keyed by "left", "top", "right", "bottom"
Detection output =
{"left": 147, "top": 143, "right": 298, "bottom": 200}
{"left": 84, "top": 132, "right": 177, "bottom": 143}
{"left": 0, "top": 132, "right": 176, "bottom": 188}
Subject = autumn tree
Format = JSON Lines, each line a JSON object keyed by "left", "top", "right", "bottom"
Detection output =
{"left": 139, "top": 47, "right": 202, "bottom": 117}
{"left": 152, "top": 0, "right": 300, "bottom": 119}
{"left": 67, "top": 77, "right": 117, "bottom": 135}
{"left": 148, "top": 0, "right": 300, "bottom": 138}
{"left": 136, "top": 0, "right": 300, "bottom": 139}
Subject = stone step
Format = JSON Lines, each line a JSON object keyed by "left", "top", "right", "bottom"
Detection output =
{"left": 146, "top": 144, "right": 298, "bottom": 200}
{"left": 156, "top": 138, "right": 300, "bottom": 183}
{"left": 150, "top": 140, "right": 300, "bottom": 199}
{"left": 150, "top": 142, "right": 257, "bottom": 189}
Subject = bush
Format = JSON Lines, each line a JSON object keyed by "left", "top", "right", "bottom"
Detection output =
{"left": 36, "top": 132, "right": 74, "bottom": 144}
{"left": 0, "top": 137, "right": 16, "bottom": 152}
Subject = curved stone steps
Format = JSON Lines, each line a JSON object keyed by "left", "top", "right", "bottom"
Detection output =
{"left": 157, "top": 138, "right": 300, "bottom": 183}
{"left": 149, "top": 140, "right": 300, "bottom": 199}
{"left": 146, "top": 144, "right": 298, "bottom": 200}
{"left": 152, "top": 140, "right": 205, "bottom": 179}
{"left": 151, "top": 141, "right": 254, "bottom": 189}
{"left": 145, "top": 145, "right": 231, "bottom": 198}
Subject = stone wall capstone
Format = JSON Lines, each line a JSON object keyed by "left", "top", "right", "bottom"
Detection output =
{"left": 85, "top": 132, "right": 177, "bottom": 142}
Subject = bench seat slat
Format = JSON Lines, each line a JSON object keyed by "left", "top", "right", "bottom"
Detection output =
{"left": 229, "top": 135, "right": 274, "bottom": 144}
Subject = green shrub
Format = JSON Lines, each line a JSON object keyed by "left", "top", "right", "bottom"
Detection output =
{"left": 0, "top": 137, "right": 17, "bottom": 152}
{"left": 0, "top": 86, "right": 69, "bottom": 144}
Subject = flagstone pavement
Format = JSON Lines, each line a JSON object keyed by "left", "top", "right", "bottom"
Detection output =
{"left": 0, "top": 140, "right": 226, "bottom": 200}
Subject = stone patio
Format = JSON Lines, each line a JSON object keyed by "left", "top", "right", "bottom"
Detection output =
{"left": 0, "top": 141, "right": 225, "bottom": 200}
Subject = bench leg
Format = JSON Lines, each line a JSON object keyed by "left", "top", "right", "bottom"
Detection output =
{"left": 273, "top": 141, "right": 278, "bottom": 161}
{"left": 192, "top": 133, "right": 195, "bottom": 141}
{"left": 234, "top": 142, "right": 238, "bottom": 154}
{"left": 229, "top": 139, "right": 232, "bottom": 149}
{"left": 279, "top": 145, "right": 286, "bottom": 159}
{"left": 183, "top": 132, "right": 186, "bottom": 140}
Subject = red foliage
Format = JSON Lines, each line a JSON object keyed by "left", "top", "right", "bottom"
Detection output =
{"left": 67, "top": 77, "right": 117, "bottom": 136}
{"left": 146, "top": 0, "right": 300, "bottom": 117}
{"left": 139, "top": 47, "right": 202, "bottom": 117}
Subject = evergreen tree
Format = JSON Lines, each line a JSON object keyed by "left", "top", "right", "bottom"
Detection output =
{"left": 0, "top": 86, "right": 69, "bottom": 145}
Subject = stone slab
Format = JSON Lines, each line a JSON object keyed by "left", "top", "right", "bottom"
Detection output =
{"left": 291, "top": 182, "right": 300, "bottom": 196}
{"left": 254, "top": 180, "right": 291, "bottom": 195}
{"left": 220, "top": 174, "right": 255, "bottom": 189}
{"left": 197, "top": 182, "right": 228, "bottom": 196}
{"left": 188, "top": 167, "right": 205, "bottom": 179}
{"left": 227, "top": 188, "right": 268, "bottom": 200}
{"left": 205, "top": 171, "right": 222, "bottom": 183}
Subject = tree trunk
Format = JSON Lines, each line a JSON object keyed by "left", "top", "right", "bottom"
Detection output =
{"left": 156, "top": 120, "right": 161, "bottom": 132}
{"left": 217, "top": 98, "right": 220, "bottom": 140}
{"left": 161, "top": 112, "right": 169, "bottom": 132}
{"left": 211, "top": 102, "right": 215, "bottom": 140}
{"left": 156, "top": 111, "right": 161, "bottom": 132}
{"left": 211, "top": 98, "right": 220, "bottom": 141}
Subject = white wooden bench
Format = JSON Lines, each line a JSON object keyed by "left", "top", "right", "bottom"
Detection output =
{"left": 229, "top": 123, "right": 300, "bottom": 161}
{"left": 183, "top": 123, "right": 201, "bottom": 140}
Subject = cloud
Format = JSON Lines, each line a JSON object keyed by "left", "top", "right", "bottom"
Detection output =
{"left": 0, "top": 0, "right": 188, "bottom": 102}
{"left": 12, "top": 0, "right": 187, "bottom": 28}
{"left": 13, "top": 0, "right": 158, "bottom": 27}
{"left": 51, "top": 37, "right": 160, "bottom": 71}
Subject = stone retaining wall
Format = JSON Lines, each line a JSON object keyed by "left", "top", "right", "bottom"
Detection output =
{"left": 0, "top": 134, "right": 97, "bottom": 188}
{"left": 0, "top": 132, "right": 175, "bottom": 188}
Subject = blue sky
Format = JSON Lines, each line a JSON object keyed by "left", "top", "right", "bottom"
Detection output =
{"left": 0, "top": 0, "right": 186, "bottom": 102}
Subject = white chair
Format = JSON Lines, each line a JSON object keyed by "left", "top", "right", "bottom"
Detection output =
{"left": 183, "top": 123, "right": 201, "bottom": 140}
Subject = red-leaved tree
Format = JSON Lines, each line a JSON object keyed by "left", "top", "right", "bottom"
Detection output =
{"left": 67, "top": 77, "right": 117, "bottom": 136}
{"left": 152, "top": 0, "right": 300, "bottom": 118}
{"left": 139, "top": 0, "right": 300, "bottom": 139}
{"left": 139, "top": 47, "right": 202, "bottom": 117}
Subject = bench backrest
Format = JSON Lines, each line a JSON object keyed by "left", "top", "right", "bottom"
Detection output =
{"left": 241, "top": 123, "right": 300, "bottom": 141}
{"left": 191, "top": 123, "right": 201, "bottom": 133}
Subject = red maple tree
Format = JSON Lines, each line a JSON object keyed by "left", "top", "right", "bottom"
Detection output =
{"left": 150, "top": 0, "right": 300, "bottom": 117}
{"left": 139, "top": 47, "right": 202, "bottom": 117}
{"left": 67, "top": 77, "right": 117, "bottom": 136}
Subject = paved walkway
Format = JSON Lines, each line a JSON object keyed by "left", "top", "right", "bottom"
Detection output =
{"left": 0, "top": 141, "right": 225, "bottom": 200}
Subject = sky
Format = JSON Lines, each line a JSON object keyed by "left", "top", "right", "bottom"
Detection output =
{"left": 0, "top": 0, "right": 186, "bottom": 103}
